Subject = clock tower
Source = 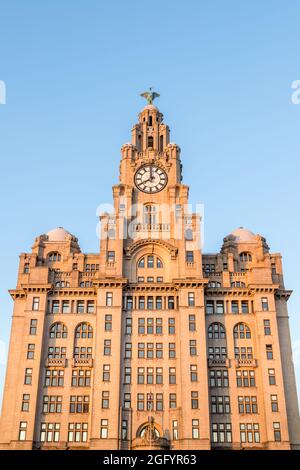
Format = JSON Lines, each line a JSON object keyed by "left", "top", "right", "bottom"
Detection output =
{"left": 97, "top": 92, "right": 210, "bottom": 449}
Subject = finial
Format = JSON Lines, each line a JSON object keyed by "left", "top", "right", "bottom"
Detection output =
{"left": 140, "top": 87, "right": 160, "bottom": 105}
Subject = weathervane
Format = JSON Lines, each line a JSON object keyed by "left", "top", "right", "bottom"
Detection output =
{"left": 140, "top": 87, "right": 160, "bottom": 105}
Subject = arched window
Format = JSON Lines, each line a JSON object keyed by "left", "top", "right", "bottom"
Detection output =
{"left": 239, "top": 252, "right": 252, "bottom": 262}
{"left": 48, "top": 252, "right": 61, "bottom": 262}
{"left": 55, "top": 281, "right": 70, "bottom": 288}
{"left": 233, "top": 322, "right": 251, "bottom": 339}
{"left": 50, "top": 322, "right": 67, "bottom": 339}
{"left": 75, "top": 322, "right": 93, "bottom": 339}
{"left": 208, "top": 322, "right": 226, "bottom": 340}
{"left": 208, "top": 281, "right": 221, "bottom": 288}
{"left": 231, "top": 282, "right": 246, "bottom": 288}
{"left": 137, "top": 255, "right": 163, "bottom": 269}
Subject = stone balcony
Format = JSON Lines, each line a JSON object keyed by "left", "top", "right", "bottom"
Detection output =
{"left": 208, "top": 358, "right": 231, "bottom": 368}
{"left": 72, "top": 357, "right": 93, "bottom": 368}
{"left": 235, "top": 358, "right": 257, "bottom": 368}
{"left": 46, "top": 357, "right": 67, "bottom": 368}
{"left": 131, "top": 223, "right": 170, "bottom": 232}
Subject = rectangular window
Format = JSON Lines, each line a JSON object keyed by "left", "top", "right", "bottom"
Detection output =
{"left": 273, "top": 422, "right": 281, "bottom": 442}
{"left": 77, "top": 300, "right": 85, "bottom": 313}
{"left": 125, "top": 317, "right": 132, "bottom": 335}
{"left": 189, "top": 314, "right": 196, "bottom": 331}
{"left": 266, "top": 344, "right": 273, "bottom": 360}
{"left": 156, "top": 343, "right": 163, "bottom": 359}
{"left": 192, "top": 419, "right": 199, "bottom": 439}
{"left": 126, "top": 296, "right": 133, "bottom": 310}
{"left": 241, "top": 301, "right": 249, "bottom": 314}
{"left": 24, "top": 263, "right": 30, "bottom": 273}
{"left": 216, "top": 300, "right": 224, "bottom": 314}
{"left": 271, "top": 394, "right": 279, "bottom": 412}
{"left": 124, "top": 393, "right": 131, "bottom": 409}
{"left": 156, "top": 297, "right": 163, "bottom": 310}
{"left": 125, "top": 342, "right": 132, "bottom": 359}
{"left": 236, "top": 370, "right": 256, "bottom": 387}
{"left": 212, "top": 423, "right": 232, "bottom": 443}
{"left": 62, "top": 300, "right": 71, "bottom": 313}
{"left": 268, "top": 368, "right": 276, "bottom": 385}
{"left": 27, "top": 343, "right": 35, "bottom": 359}
{"left": 40, "top": 423, "right": 60, "bottom": 442}
{"left": 24, "top": 368, "right": 33, "bottom": 385}
{"left": 156, "top": 367, "right": 163, "bottom": 384}
{"left": 138, "top": 318, "right": 145, "bottom": 334}
{"left": 169, "top": 393, "right": 177, "bottom": 409}
{"left": 147, "top": 367, "right": 154, "bottom": 384}
{"left": 102, "top": 391, "right": 109, "bottom": 409}
{"left": 172, "top": 420, "right": 179, "bottom": 440}
{"left": 124, "top": 367, "right": 131, "bottom": 384}
{"left": 147, "top": 318, "right": 154, "bottom": 334}
{"left": 156, "top": 393, "right": 163, "bottom": 411}
{"left": 168, "top": 318, "right": 175, "bottom": 334}
{"left": 240, "top": 423, "right": 260, "bottom": 443}
{"left": 137, "top": 276, "right": 144, "bottom": 283}
{"left": 106, "top": 292, "right": 113, "bottom": 307}
{"left": 21, "top": 394, "right": 30, "bottom": 412}
{"left": 87, "top": 300, "right": 95, "bottom": 313}
{"left": 157, "top": 276, "right": 163, "bottom": 283}
{"left": 104, "top": 339, "right": 111, "bottom": 356}
{"left": 206, "top": 300, "right": 214, "bottom": 315}
{"left": 137, "top": 393, "right": 145, "bottom": 411}
{"left": 231, "top": 301, "right": 239, "bottom": 314}
{"left": 264, "top": 319, "right": 271, "bottom": 335}
{"left": 168, "top": 342, "right": 176, "bottom": 358}
{"left": 147, "top": 277, "right": 154, "bottom": 283}
{"left": 138, "top": 343, "right": 145, "bottom": 358}
{"left": 168, "top": 296, "right": 175, "bottom": 309}
{"left": 147, "top": 296, "right": 154, "bottom": 310}
{"left": 209, "top": 369, "right": 229, "bottom": 388}
{"left": 51, "top": 300, "right": 60, "bottom": 314}
{"left": 105, "top": 314, "right": 112, "bottom": 331}
{"left": 68, "top": 423, "right": 88, "bottom": 442}
{"left": 102, "top": 365, "right": 110, "bottom": 382}
{"left": 69, "top": 395, "right": 89, "bottom": 413}
{"left": 169, "top": 367, "right": 176, "bottom": 384}
{"left": 139, "top": 296, "right": 145, "bottom": 309}
{"left": 262, "top": 297, "right": 269, "bottom": 311}
{"left": 107, "top": 251, "right": 115, "bottom": 263}
{"left": 137, "top": 367, "right": 144, "bottom": 384}
{"left": 45, "top": 369, "right": 64, "bottom": 387}
{"left": 29, "top": 319, "right": 37, "bottom": 335}
{"left": 186, "top": 251, "right": 194, "bottom": 263}
{"left": 238, "top": 396, "right": 258, "bottom": 414}
{"left": 146, "top": 343, "right": 154, "bottom": 359}
{"left": 122, "top": 420, "right": 128, "bottom": 440}
{"left": 156, "top": 318, "right": 163, "bottom": 334}
{"left": 189, "top": 340, "right": 197, "bottom": 356}
{"left": 32, "top": 297, "right": 40, "bottom": 311}
{"left": 188, "top": 292, "right": 195, "bottom": 307}
{"left": 191, "top": 391, "right": 199, "bottom": 409}
{"left": 190, "top": 365, "right": 198, "bottom": 382}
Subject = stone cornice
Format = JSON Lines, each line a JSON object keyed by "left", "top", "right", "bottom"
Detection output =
{"left": 205, "top": 288, "right": 254, "bottom": 297}
{"left": 275, "top": 289, "right": 292, "bottom": 300}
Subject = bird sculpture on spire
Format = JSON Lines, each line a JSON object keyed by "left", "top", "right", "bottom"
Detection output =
{"left": 140, "top": 87, "right": 160, "bottom": 105}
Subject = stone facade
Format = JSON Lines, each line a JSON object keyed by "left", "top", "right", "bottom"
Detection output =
{"left": 0, "top": 102, "right": 300, "bottom": 450}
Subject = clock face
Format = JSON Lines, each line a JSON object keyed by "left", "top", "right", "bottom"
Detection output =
{"left": 134, "top": 164, "right": 168, "bottom": 193}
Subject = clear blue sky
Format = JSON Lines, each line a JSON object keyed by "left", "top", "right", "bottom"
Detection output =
{"left": 0, "top": 1, "right": 300, "bottom": 403}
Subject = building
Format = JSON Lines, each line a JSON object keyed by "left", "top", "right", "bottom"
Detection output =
{"left": 1, "top": 93, "right": 300, "bottom": 450}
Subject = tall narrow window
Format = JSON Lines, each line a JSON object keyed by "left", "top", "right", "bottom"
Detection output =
{"left": 32, "top": 297, "right": 40, "bottom": 311}
{"left": 106, "top": 292, "right": 113, "bottom": 307}
{"left": 147, "top": 136, "right": 154, "bottom": 148}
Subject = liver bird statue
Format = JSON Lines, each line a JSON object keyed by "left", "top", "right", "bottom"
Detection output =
{"left": 140, "top": 87, "right": 160, "bottom": 105}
